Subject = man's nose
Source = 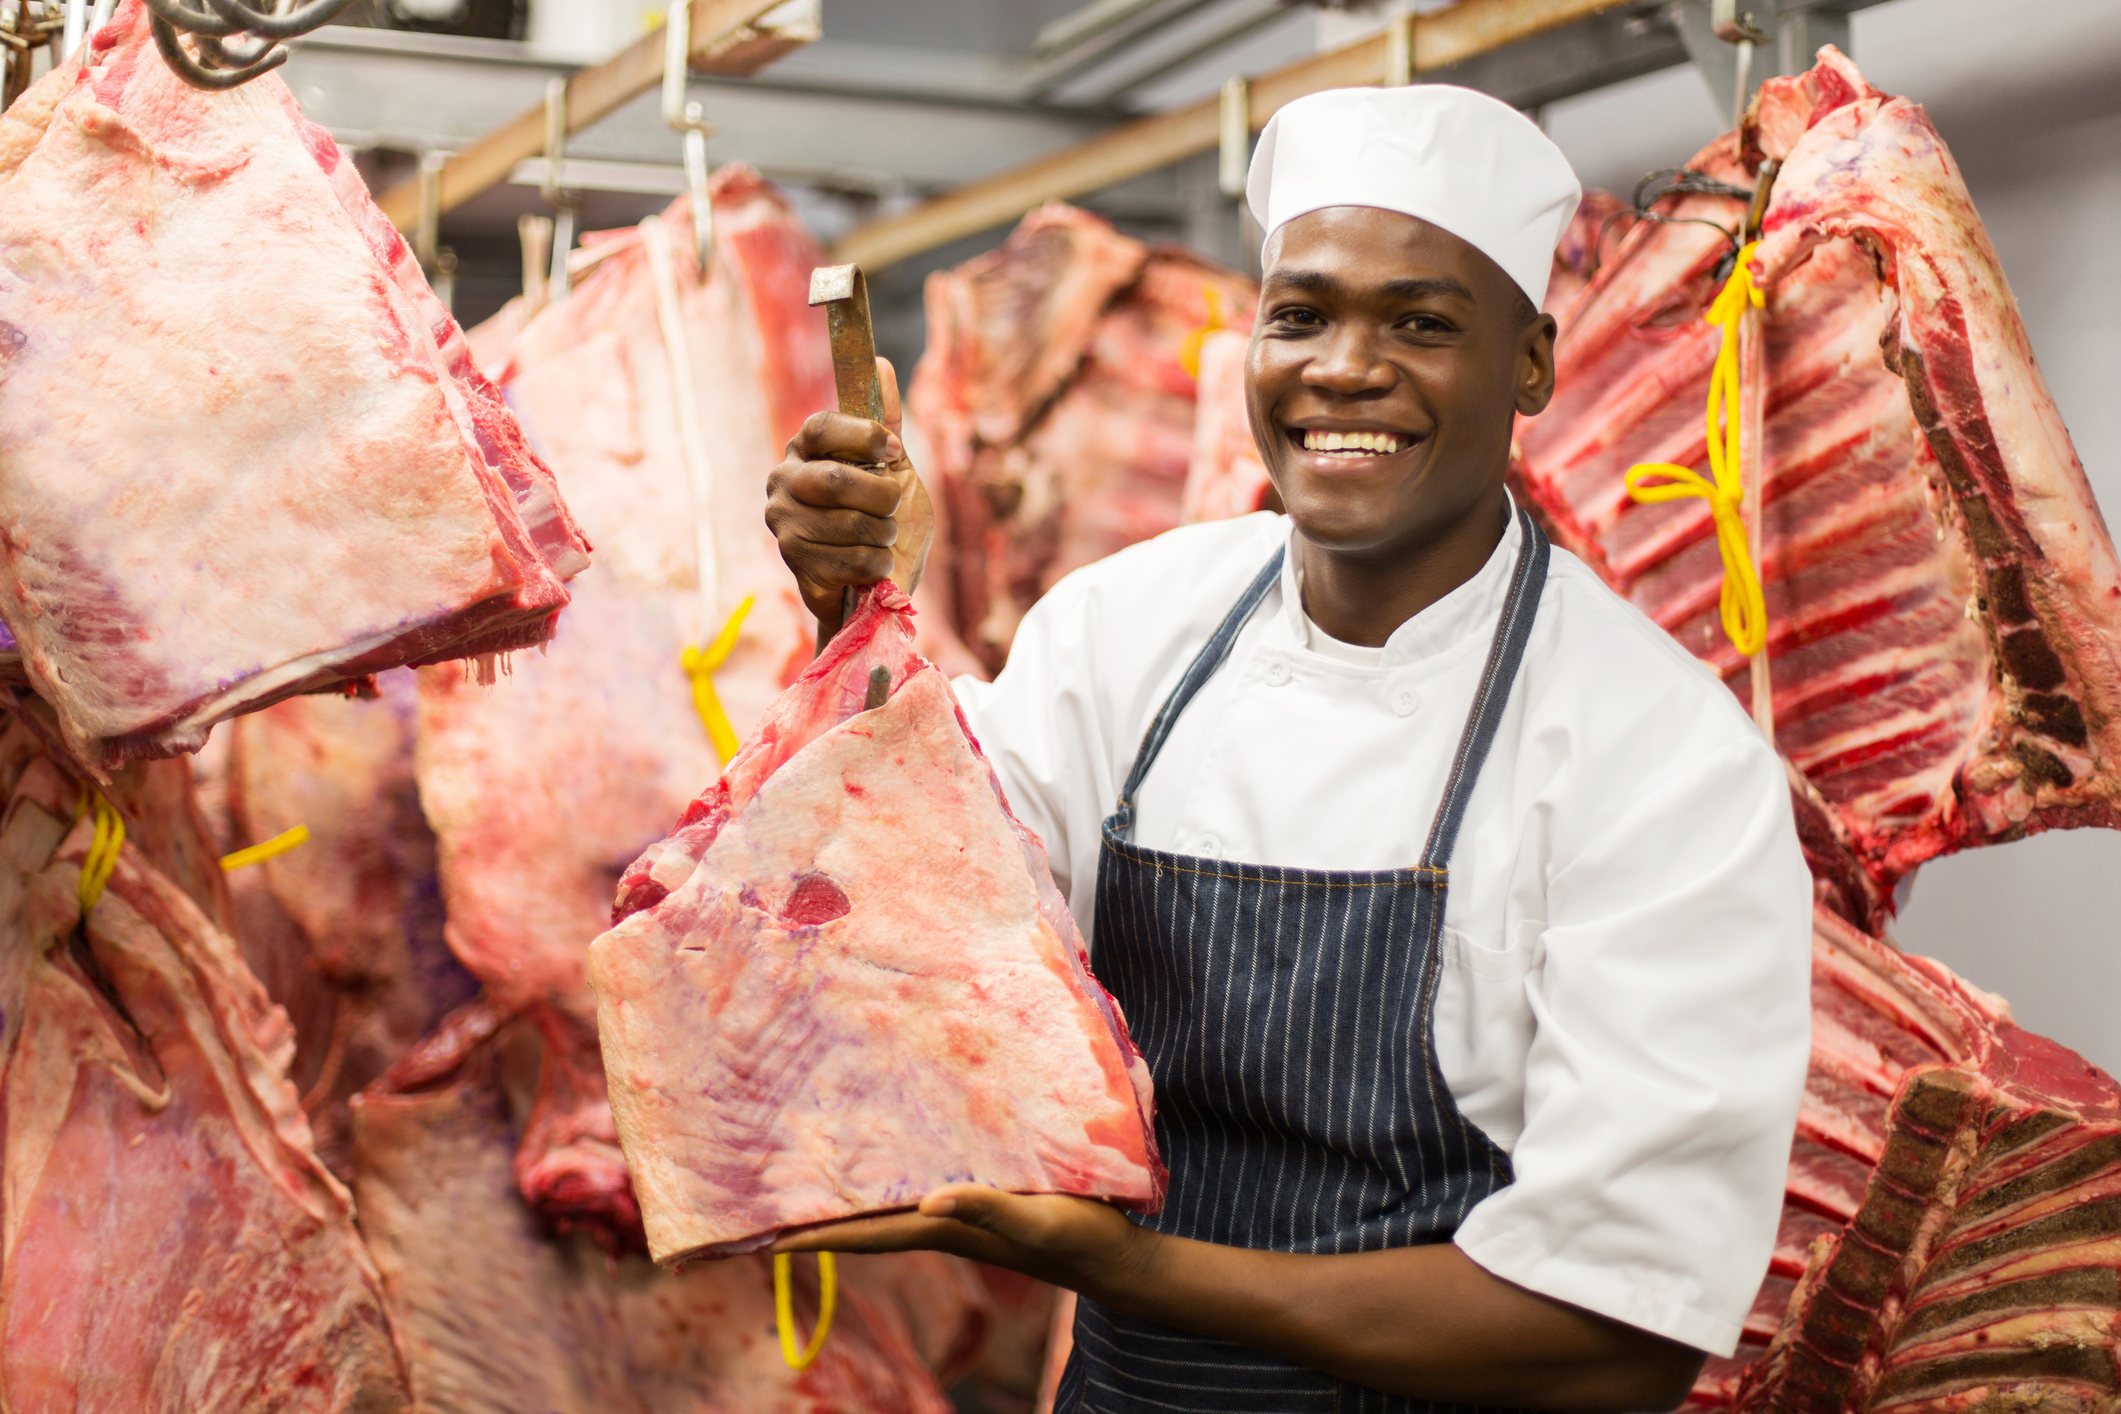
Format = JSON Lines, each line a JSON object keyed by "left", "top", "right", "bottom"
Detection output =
{"left": 1300, "top": 326, "right": 1395, "bottom": 396}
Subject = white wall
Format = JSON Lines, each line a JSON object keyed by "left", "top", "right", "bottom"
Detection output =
{"left": 1541, "top": 0, "right": 2121, "bottom": 1075}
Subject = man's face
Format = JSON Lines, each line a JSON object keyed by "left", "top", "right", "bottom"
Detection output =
{"left": 1246, "top": 206, "right": 1556, "bottom": 559}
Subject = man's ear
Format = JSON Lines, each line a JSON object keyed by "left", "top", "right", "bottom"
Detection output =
{"left": 1515, "top": 313, "right": 1558, "bottom": 418}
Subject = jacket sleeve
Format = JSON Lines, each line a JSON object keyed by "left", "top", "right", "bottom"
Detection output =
{"left": 1452, "top": 733, "right": 1815, "bottom": 1356}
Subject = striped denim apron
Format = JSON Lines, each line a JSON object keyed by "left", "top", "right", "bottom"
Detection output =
{"left": 1057, "top": 507, "right": 1550, "bottom": 1414}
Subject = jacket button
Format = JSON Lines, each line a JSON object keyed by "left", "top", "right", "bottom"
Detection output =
{"left": 1264, "top": 660, "right": 1292, "bottom": 686}
{"left": 1392, "top": 689, "right": 1419, "bottom": 716}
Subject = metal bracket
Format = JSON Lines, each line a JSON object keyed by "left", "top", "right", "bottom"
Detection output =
{"left": 662, "top": 0, "right": 716, "bottom": 274}
{"left": 1711, "top": 0, "right": 1767, "bottom": 43}
{"left": 542, "top": 76, "right": 581, "bottom": 301}
{"left": 1218, "top": 74, "right": 1249, "bottom": 200}
{"left": 1670, "top": 0, "right": 1851, "bottom": 130}
{"left": 1383, "top": 9, "right": 1415, "bottom": 87}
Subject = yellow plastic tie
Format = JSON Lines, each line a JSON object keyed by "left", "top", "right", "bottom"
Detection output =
{"left": 1624, "top": 240, "right": 1769, "bottom": 657}
{"left": 220, "top": 825, "right": 311, "bottom": 872}
{"left": 72, "top": 786, "right": 125, "bottom": 917}
{"left": 1178, "top": 284, "right": 1228, "bottom": 380}
{"left": 682, "top": 595, "right": 756, "bottom": 764}
{"left": 773, "top": 1251, "right": 837, "bottom": 1371}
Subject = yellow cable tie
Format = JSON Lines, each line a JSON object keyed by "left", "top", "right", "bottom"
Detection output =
{"left": 773, "top": 1250, "right": 837, "bottom": 1371}
{"left": 1178, "top": 283, "right": 1229, "bottom": 380}
{"left": 1624, "top": 240, "right": 1768, "bottom": 657}
{"left": 220, "top": 825, "right": 311, "bottom": 872}
{"left": 73, "top": 785, "right": 125, "bottom": 917}
{"left": 682, "top": 595, "right": 756, "bottom": 765}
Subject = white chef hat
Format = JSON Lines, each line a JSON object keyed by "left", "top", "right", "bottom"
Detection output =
{"left": 1246, "top": 85, "right": 1582, "bottom": 309}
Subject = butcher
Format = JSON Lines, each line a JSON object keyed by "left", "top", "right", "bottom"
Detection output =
{"left": 764, "top": 85, "right": 1812, "bottom": 1414}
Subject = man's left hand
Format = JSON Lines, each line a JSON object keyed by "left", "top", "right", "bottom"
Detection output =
{"left": 770, "top": 1185, "right": 1157, "bottom": 1303}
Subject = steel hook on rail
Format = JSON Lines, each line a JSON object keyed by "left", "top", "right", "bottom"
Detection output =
{"left": 541, "top": 76, "right": 582, "bottom": 301}
{"left": 661, "top": 0, "right": 714, "bottom": 274}
{"left": 142, "top": 0, "right": 357, "bottom": 91}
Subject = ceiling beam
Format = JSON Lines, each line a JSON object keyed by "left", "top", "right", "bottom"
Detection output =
{"left": 373, "top": 0, "right": 808, "bottom": 231}
{"left": 833, "top": 0, "right": 1635, "bottom": 270}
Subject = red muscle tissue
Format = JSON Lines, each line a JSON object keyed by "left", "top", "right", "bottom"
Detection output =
{"left": 590, "top": 586, "right": 1162, "bottom": 1263}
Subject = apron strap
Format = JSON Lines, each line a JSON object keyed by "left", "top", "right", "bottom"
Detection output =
{"left": 1418, "top": 505, "right": 1550, "bottom": 872}
{"left": 1115, "top": 546, "right": 1285, "bottom": 822}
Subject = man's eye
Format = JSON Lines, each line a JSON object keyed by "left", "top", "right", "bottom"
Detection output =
{"left": 1272, "top": 308, "right": 1321, "bottom": 327}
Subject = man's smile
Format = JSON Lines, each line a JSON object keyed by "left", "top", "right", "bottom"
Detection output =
{"left": 1286, "top": 423, "right": 1425, "bottom": 468}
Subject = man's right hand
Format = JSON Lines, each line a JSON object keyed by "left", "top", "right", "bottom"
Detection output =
{"left": 765, "top": 356, "right": 934, "bottom": 649}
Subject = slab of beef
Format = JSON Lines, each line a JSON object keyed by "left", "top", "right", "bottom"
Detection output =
{"left": 192, "top": 675, "right": 476, "bottom": 1179}
{"left": 1512, "top": 48, "right": 2121, "bottom": 894}
{"left": 589, "top": 584, "right": 1162, "bottom": 1262}
{"left": 1694, "top": 903, "right": 2121, "bottom": 1412}
{"left": 910, "top": 203, "right": 1257, "bottom": 671}
{"left": 0, "top": 1, "right": 590, "bottom": 774}
{"left": 0, "top": 713, "right": 412, "bottom": 1411}
{"left": 350, "top": 1036, "right": 958, "bottom": 1414}
{"left": 1179, "top": 328, "right": 1272, "bottom": 526}
{"left": 411, "top": 175, "right": 837, "bottom": 1247}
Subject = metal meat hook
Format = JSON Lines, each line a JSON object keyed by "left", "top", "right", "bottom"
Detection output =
{"left": 143, "top": 0, "right": 357, "bottom": 91}
{"left": 662, "top": 0, "right": 715, "bottom": 275}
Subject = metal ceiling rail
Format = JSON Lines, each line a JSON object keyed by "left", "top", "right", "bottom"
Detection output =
{"left": 373, "top": 0, "right": 809, "bottom": 231}
{"left": 832, "top": 0, "right": 1633, "bottom": 271}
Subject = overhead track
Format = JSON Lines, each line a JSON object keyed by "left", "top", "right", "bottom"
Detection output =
{"left": 833, "top": 0, "right": 1633, "bottom": 271}
{"left": 374, "top": 0, "right": 811, "bottom": 232}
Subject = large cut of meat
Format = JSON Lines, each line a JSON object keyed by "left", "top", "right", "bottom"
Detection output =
{"left": 1512, "top": 48, "right": 2121, "bottom": 893}
{"left": 193, "top": 674, "right": 476, "bottom": 1179}
{"left": 0, "top": 710, "right": 412, "bottom": 1410}
{"left": 0, "top": 1, "right": 590, "bottom": 773}
{"left": 1692, "top": 902, "right": 2121, "bottom": 1412}
{"left": 350, "top": 1034, "right": 959, "bottom": 1413}
{"left": 911, "top": 203, "right": 1257, "bottom": 671}
{"left": 414, "top": 175, "right": 832, "bottom": 1244}
{"left": 590, "top": 584, "right": 1162, "bottom": 1262}
{"left": 1179, "top": 328, "right": 1271, "bottom": 526}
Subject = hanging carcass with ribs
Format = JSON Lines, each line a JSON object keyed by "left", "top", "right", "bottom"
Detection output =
{"left": 1511, "top": 47, "right": 2121, "bottom": 896}
{"left": 1502, "top": 50, "right": 2121, "bottom": 1412}
{"left": 0, "top": 1, "right": 590, "bottom": 774}
{"left": 412, "top": 173, "right": 828, "bottom": 1244}
{"left": 910, "top": 204, "right": 1258, "bottom": 672}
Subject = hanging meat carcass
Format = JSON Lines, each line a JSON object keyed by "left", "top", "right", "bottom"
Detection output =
{"left": 590, "top": 583, "right": 1163, "bottom": 1262}
{"left": 1688, "top": 899, "right": 2121, "bottom": 1413}
{"left": 0, "top": 2, "right": 591, "bottom": 775}
{"left": 1512, "top": 48, "right": 2121, "bottom": 895}
{"left": 1483, "top": 50, "right": 2121, "bottom": 1411}
{"left": 911, "top": 204, "right": 1257, "bottom": 671}
{"left": 192, "top": 674, "right": 477, "bottom": 1179}
{"left": 0, "top": 710, "right": 413, "bottom": 1411}
{"left": 350, "top": 1035, "right": 957, "bottom": 1414}
{"left": 412, "top": 176, "right": 828, "bottom": 1244}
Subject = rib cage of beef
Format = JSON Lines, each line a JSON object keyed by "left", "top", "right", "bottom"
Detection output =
{"left": 1513, "top": 46, "right": 2121, "bottom": 897}
{"left": 1502, "top": 49, "right": 2121, "bottom": 1412}
{"left": 910, "top": 204, "right": 1258, "bottom": 672}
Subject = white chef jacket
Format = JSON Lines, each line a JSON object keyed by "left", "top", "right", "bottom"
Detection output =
{"left": 953, "top": 507, "right": 1813, "bottom": 1357}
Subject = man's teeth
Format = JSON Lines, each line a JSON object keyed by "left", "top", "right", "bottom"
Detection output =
{"left": 1301, "top": 429, "right": 1406, "bottom": 455}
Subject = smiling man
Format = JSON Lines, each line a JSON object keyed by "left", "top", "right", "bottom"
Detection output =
{"left": 764, "top": 86, "right": 1812, "bottom": 1414}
